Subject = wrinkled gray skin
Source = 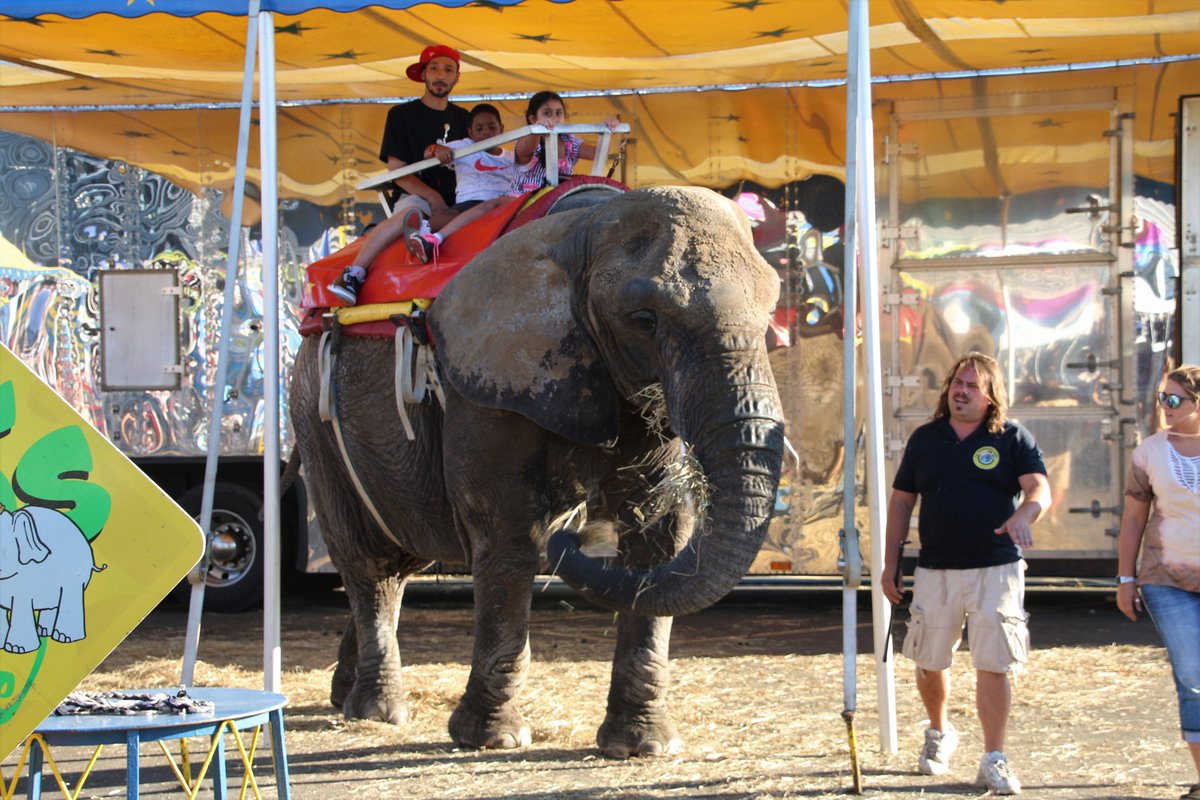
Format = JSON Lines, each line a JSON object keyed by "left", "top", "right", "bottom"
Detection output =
{"left": 290, "top": 186, "right": 785, "bottom": 758}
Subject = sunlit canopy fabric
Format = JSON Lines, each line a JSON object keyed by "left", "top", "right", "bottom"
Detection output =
{"left": 2, "top": 0, "right": 1199, "bottom": 200}
{"left": 4, "top": 1, "right": 1198, "bottom": 105}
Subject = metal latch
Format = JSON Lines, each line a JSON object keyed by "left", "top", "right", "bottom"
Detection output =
{"left": 885, "top": 431, "right": 908, "bottom": 458}
{"left": 880, "top": 220, "right": 919, "bottom": 243}
{"left": 884, "top": 370, "right": 920, "bottom": 395}
{"left": 1068, "top": 499, "right": 1121, "bottom": 519}
{"left": 163, "top": 365, "right": 185, "bottom": 374}
{"left": 882, "top": 292, "right": 919, "bottom": 311}
{"left": 882, "top": 139, "right": 918, "bottom": 163}
{"left": 161, "top": 286, "right": 182, "bottom": 296}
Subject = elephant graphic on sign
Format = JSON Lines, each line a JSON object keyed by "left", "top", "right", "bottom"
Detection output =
{"left": 0, "top": 504, "right": 106, "bottom": 654}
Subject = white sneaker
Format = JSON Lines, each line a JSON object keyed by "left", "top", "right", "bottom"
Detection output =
{"left": 976, "top": 750, "right": 1021, "bottom": 795}
{"left": 917, "top": 725, "right": 958, "bottom": 775}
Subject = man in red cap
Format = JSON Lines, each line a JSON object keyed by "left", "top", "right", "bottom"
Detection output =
{"left": 330, "top": 44, "right": 471, "bottom": 302}
{"left": 379, "top": 44, "right": 471, "bottom": 220}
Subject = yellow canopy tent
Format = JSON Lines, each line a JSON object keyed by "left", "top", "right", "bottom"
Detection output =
{"left": 3, "top": 0, "right": 1198, "bottom": 202}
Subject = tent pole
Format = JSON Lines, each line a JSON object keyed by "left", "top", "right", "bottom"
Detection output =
{"left": 850, "top": 0, "right": 899, "bottom": 754}
{"left": 258, "top": 7, "right": 283, "bottom": 696}
{"left": 840, "top": 1, "right": 865, "bottom": 792}
{"left": 181, "top": 2, "right": 260, "bottom": 689}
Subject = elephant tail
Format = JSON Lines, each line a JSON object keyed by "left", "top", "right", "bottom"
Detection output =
{"left": 92, "top": 562, "right": 108, "bottom": 573}
{"left": 281, "top": 450, "right": 302, "bottom": 495}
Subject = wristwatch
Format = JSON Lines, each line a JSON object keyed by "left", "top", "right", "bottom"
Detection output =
{"left": 1117, "top": 575, "right": 1137, "bottom": 584}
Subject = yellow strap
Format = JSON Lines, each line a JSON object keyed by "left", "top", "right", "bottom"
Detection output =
{"left": 333, "top": 298, "right": 431, "bottom": 326}
{"left": 334, "top": 301, "right": 412, "bottom": 325}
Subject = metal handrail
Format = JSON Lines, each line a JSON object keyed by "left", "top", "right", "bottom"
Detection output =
{"left": 356, "top": 123, "right": 631, "bottom": 215}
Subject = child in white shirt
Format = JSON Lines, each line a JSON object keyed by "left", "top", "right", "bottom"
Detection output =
{"left": 328, "top": 103, "right": 515, "bottom": 304}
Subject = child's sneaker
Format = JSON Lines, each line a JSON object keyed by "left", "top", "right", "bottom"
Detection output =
{"left": 407, "top": 232, "right": 441, "bottom": 264}
{"left": 328, "top": 265, "right": 365, "bottom": 305}
{"left": 917, "top": 725, "right": 958, "bottom": 775}
{"left": 398, "top": 206, "right": 422, "bottom": 238}
{"left": 976, "top": 751, "right": 1021, "bottom": 795}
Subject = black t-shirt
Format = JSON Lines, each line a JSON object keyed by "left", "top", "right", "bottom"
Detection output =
{"left": 378, "top": 99, "right": 470, "bottom": 207}
{"left": 892, "top": 417, "right": 1047, "bottom": 569}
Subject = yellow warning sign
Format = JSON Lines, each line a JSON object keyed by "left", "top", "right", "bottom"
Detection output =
{"left": 0, "top": 342, "right": 204, "bottom": 758}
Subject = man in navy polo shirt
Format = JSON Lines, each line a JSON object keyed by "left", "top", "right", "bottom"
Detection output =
{"left": 882, "top": 352, "right": 1051, "bottom": 795}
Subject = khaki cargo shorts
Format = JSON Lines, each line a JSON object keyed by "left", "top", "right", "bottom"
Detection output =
{"left": 900, "top": 561, "right": 1029, "bottom": 674}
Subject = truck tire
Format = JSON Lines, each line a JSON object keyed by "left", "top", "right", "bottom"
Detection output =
{"left": 172, "top": 483, "right": 264, "bottom": 613}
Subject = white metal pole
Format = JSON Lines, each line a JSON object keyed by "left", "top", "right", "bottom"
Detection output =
{"left": 841, "top": 0, "right": 863, "bottom": 738}
{"left": 850, "top": 0, "right": 898, "bottom": 753}
{"left": 180, "top": 2, "right": 259, "bottom": 688}
{"left": 258, "top": 9, "right": 282, "bottom": 695}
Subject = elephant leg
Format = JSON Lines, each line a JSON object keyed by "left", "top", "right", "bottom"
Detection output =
{"left": 340, "top": 573, "right": 409, "bottom": 724}
{"left": 599, "top": 613, "right": 680, "bottom": 759}
{"left": 595, "top": 443, "right": 691, "bottom": 758}
{"left": 448, "top": 541, "right": 536, "bottom": 750}
{"left": 36, "top": 606, "right": 57, "bottom": 638}
{"left": 50, "top": 586, "right": 87, "bottom": 643}
{"left": 4, "top": 599, "right": 40, "bottom": 654}
{"left": 330, "top": 617, "right": 358, "bottom": 711}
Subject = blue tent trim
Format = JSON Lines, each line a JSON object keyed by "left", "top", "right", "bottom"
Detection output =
{"left": 1, "top": 0, "right": 570, "bottom": 20}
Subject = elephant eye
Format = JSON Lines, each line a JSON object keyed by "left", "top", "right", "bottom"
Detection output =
{"left": 629, "top": 309, "right": 657, "bottom": 335}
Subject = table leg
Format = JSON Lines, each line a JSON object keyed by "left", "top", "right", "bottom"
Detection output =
{"left": 126, "top": 730, "right": 140, "bottom": 800}
{"left": 269, "top": 710, "right": 291, "bottom": 800}
{"left": 26, "top": 738, "right": 43, "bottom": 800}
{"left": 212, "top": 727, "right": 227, "bottom": 800}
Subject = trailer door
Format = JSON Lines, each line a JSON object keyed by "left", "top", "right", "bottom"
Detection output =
{"left": 879, "top": 88, "right": 1146, "bottom": 574}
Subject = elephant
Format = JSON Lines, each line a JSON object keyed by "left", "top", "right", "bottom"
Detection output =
{"left": 0, "top": 504, "right": 106, "bottom": 654}
{"left": 290, "top": 185, "right": 786, "bottom": 757}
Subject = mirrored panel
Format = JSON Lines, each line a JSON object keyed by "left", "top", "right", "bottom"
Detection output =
{"left": 889, "top": 264, "right": 1116, "bottom": 414}
{"left": 894, "top": 106, "right": 1114, "bottom": 259}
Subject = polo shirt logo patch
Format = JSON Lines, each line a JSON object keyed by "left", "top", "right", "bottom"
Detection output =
{"left": 973, "top": 446, "right": 1000, "bottom": 470}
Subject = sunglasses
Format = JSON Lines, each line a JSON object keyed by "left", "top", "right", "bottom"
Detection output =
{"left": 1158, "top": 391, "right": 1194, "bottom": 410}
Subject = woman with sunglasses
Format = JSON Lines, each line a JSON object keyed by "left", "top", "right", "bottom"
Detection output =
{"left": 1118, "top": 364, "right": 1200, "bottom": 800}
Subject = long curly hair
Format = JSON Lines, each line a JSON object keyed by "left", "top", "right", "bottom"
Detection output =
{"left": 933, "top": 352, "right": 1008, "bottom": 435}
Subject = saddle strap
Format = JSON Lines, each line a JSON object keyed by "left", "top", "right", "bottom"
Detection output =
{"left": 393, "top": 326, "right": 418, "bottom": 441}
{"left": 393, "top": 324, "right": 447, "bottom": 441}
{"left": 319, "top": 328, "right": 404, "bottom": 548}
{"left": 318, "top": 331, "right": 334, "bottom": 422}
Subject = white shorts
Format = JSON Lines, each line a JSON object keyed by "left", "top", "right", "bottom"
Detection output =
{"left": 901, "top": 561, "right": 1029, "bottom": 674}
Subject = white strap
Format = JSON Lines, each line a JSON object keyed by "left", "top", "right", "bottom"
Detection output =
{"left": 393, "top": 326, "right": 416, "bottom": 441}
{"left": 318, "top": 328, "right": 404, "bottom": 548}
{"left": 317, "top": 331, "right": 334, "bottom": 422}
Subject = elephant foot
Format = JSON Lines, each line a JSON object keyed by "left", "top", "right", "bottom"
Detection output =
{"left": 597, "top": 712, "right": 682, "bottom": 759}
{"left": 330, "top": 662, "right": 356, "bottom": 711}
{"left": 3, "top": 640, "right": 37, "bottom": 655}
{"left": 449, "top": 700, "right": 531, "bottom": 750}
{"left": 341, "top": 684, "right": 410, "bottom": 725}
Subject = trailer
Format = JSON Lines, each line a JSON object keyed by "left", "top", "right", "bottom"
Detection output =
{"left": 1, "top": 3, "right": 1197, "bottom": 605}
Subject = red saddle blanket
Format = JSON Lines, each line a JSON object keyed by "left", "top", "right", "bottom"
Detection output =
{"left": 300, "top": 176, "right": 626, "bottom": 337}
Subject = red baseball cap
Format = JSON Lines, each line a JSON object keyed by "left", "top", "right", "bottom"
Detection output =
{"left": 406, "top": 44, "right": 461, "bottom": 82}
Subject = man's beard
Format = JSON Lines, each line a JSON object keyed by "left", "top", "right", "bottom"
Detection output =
{"left": 427, "top": 82, "right": 451, "bottom": 98}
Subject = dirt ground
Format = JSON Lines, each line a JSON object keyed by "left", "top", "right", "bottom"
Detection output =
{"left": 4, "top": 581, "right": 1193, "bottom": 799}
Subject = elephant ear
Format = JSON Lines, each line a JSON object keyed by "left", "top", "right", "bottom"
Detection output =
{"left": 13, "top": 509, "right": 50, "bottom": 565}
{"left": 428, "top": 210, "right": 620, "bottom": 446}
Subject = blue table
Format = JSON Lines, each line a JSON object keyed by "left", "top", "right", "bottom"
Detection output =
{"left": 21, "top": 688, "right": 289, "bottom": 800}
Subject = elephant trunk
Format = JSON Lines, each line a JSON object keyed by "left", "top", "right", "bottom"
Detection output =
{"left": 548, "top": 336, "right": 784, "bottom": 616}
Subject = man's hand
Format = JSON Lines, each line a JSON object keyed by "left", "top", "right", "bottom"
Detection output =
{"left": 994, "top": 511, "right": 1034, "bottom": 548}
{"left": 881, "top": 563, "right": 904, "bottom": 605}
{"left": 996, "top": 472, "right": 1050, "bottom": 548}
